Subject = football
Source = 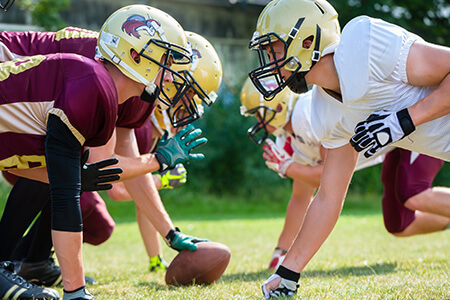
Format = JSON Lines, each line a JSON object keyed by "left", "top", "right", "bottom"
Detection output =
{"left": 165, "top": 241, "right": 231, "bottom": 286}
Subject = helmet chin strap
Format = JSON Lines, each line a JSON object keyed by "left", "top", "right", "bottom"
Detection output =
{"left": 285, "top": 23, "right": 321, "bottom": 94}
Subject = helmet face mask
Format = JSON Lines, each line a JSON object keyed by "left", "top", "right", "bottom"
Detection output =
{"left": 240, "top": 77, "right": 297, "bottom": 145}
{"left": 162, "top": 31, "right": 222, "bottom": 128}
{"left": 249, "top": 32, "right": 302, "bottom": 100}
{"left": 166, "top": 82, "right": 203, "bottom": 128}
{"left": 249, "top": 0, "right": 340, "bottom": 100}
{"left": 0, "top": 0, "right": 14, "bottom": 11}
{"left": 245, "top": 106, "right": 277, "bottom": 145}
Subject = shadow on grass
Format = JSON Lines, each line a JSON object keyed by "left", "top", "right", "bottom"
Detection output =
{"left": 123, "top": 263, "right": 397, "bottom": 292}
{"left": 220, "top": 262, "right": 398, "bottom": 282}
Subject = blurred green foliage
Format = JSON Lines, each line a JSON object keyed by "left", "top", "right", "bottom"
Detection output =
{"left": 329, "top": 0, "right": 450, "bottom": 45}
{"left": 18, "top": 0, "right": 70, "bottom": 31}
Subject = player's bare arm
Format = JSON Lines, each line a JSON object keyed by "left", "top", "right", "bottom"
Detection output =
{"left": 406, "top": 40, "right": 450, "bottom": 126}
{"left": 285, "top": 146, "right": 327, "bottom": 188}
{"left": 263, "top": 144, "right": 358, "bottom": 296}
{"left": 87, "top": 128, "right": 160, "bottom": 181}
{"left": 285, "top": 163, "right": 323, "bottom": 189}
{"left": 276, "top": 179, "right": 316, "bottom": 250}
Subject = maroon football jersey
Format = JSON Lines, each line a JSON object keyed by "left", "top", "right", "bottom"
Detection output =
{"left": 0, "top": 27, "right": 154, "bottom": 129}
{"left": 0, "top": 53, "right": 117, "bottom": 170}
{"left": 134, "top": 120, "right": 155, "bottom": 154}
{"left": 0, "top": 27, "right": 98, "bottom": 61}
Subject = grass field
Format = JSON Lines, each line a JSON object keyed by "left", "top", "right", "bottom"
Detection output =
{"left": 79, "top": 212, "right": 449, "bottom": 299}
{"left": 0, "top": 183, "right": 449, "bottom": 299}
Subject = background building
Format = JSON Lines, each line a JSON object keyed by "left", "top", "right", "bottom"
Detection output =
{"left": 0, "top": 0, "right": 271, "bottom": 90}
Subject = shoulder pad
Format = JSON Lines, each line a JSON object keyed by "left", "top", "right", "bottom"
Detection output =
{"left": 335, "top": 16, "right": 403, "bottom": 101}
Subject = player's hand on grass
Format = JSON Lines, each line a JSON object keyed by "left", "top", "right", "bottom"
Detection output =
{"left": 165, "top": 227, "right": 209, "bottom": 251}
{"left": 155, "top": 124, "right": 207, "bottom": 172}
{"left": 80, "top": 149, "right": 123, "bottom": 192}
{"left": 157, "top": 163, "right": 187, "bottom": 190}
{"left": 262, "top": 266, "right": 300, "bottom": 299}
{"left": 262, "top": 139, "right": 294, "bottom": 178}
{"left": 350, "top": 108, "right": 415, "bottom": 158}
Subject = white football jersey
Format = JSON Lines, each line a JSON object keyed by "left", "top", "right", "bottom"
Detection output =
{"left": 311, "top": 15, "right": 450, "bottom": 161}
{"left": 276, "top": 90, "right": 388, "bottom": 170}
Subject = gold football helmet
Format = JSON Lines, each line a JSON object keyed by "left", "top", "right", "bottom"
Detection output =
{"left": 97, "top": 4, "right": 191, "bottom": 104}
{"left": 248, "top": 0, "right": 340, "bottom": 99}
{"left": 240, "top": 77, "right": 297, "bottom": 145}
{"left": 163, "top": 31, "right": 223, "bottom": 127}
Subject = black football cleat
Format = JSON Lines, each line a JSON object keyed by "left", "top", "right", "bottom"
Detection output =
{"left": 18, "top": 259, "right": 62, "bottom": 287}
{"left": 0, "top": 261, "right": 60, "bottom": 299}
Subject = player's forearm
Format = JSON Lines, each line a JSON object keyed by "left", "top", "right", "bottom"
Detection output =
{"left": 408, "top": 74, "right": 450, "bottom": 126}
{"left": 123, "top": 173, "right": 174, "bottom": 237}
{"left": 282, "top": 144, "right": 357, "bottom": 272}
{"left": 286, "top": 163, "right": 323, "bottom": 188}
{"left": 281, "top": 191, "right": 344, "bottom": 272}
{"left": 107, "top": 174, "right": 163, "bottom": 201}
{"left": 111, "top": 153, "right": 160, "bottom": 181}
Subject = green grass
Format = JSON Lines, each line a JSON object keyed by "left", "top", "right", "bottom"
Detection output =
{"left": 77, "top": 214, "right": 449, "bottom": 299}
{"left": 0, "top": 181, "right": 449, "bottom": 299}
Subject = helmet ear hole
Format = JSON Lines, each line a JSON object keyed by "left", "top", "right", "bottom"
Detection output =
{"left": 130, "top": 49, "right": 141, "bottom": 64}
{"left": 302, "top": 36, "right": 313, "bottom": 49}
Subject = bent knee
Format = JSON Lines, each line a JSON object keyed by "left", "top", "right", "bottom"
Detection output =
{"left": 83, "top": 222, "right": 115, "bottom": 245}
{"left": 404, "top": 189, "right": 432, "bottom": 211}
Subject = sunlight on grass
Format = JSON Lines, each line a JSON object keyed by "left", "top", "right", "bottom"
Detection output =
{"left": 62, "top": 215, "right": 449, "bottom": 299}
{"left": 0, "top": 181, "right": 448, "bottom": 299}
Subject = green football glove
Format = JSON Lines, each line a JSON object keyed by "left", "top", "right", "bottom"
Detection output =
{"left": 155, "top": 124, "right": 207, "bottom": 172}
{"left": 157, "top": 163, "right": 187, "bottom": 190}
{"left": 164, "top": 227, "right": 209, "bottom": 252}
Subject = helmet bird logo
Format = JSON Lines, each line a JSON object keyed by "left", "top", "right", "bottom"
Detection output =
{"left": 190, "top": 44, "right": 202, "bottom": 71}
{"left": 121, "top": 14, "right": 160, "bottom": 39}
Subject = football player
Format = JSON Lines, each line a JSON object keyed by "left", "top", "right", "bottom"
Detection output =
{"left": 241, "top": 78, "right": 450, "bottom": 276}
{"left": 0, "top": 4, "right": 204, "bottom": 300}
{"left": 107, "top": 31, "right": 223, "bottom": 273}
{"left": 248, "top": 0, "right": 449, "bottom": 297}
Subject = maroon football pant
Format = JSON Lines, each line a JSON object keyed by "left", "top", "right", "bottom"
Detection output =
{"left": 381, "top": 148, "right": 444, "bottom": 233}
{"left": 80, "top": 191, "right": 115, "bottom": 245}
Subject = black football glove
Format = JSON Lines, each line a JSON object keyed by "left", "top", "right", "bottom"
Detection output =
{"left": 164, "top": 227, "right": 209, "bottom": 252}
{"left": 350, "top": 108, "right": 415, "bottom": 158}
{"left": 80, "top": 149, "right": 123, "bottom": 192}
{"left": 262, "top": 266, "right": 300, "bottom": 299}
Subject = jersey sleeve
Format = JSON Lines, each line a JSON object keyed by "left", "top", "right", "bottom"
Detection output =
{"left": 335, "top": 16, "right": 420, "bottom": 102}
{"left": 49, "top": 55, "right": 118, "bottom": 147}
{"left": 0, "top": 27, "right": 98, "bottom": 62}
{"left": 55, "top": 27, "right": 98, "bottom": 58}
{"left": 134, "top": 120, "right": 155, "bottom": 154}
{"left": 0, "top": 31, "right": 60, "bottom": 60}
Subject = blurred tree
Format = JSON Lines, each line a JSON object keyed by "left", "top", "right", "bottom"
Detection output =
{"left": 329, "top": 0, "right": 450, "bottom": 45}
{"left": 18, "top": 0, "right": 70, "bottom": 31}
{"left": 186, "top": 88, "right": 290, "bottom": 196}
